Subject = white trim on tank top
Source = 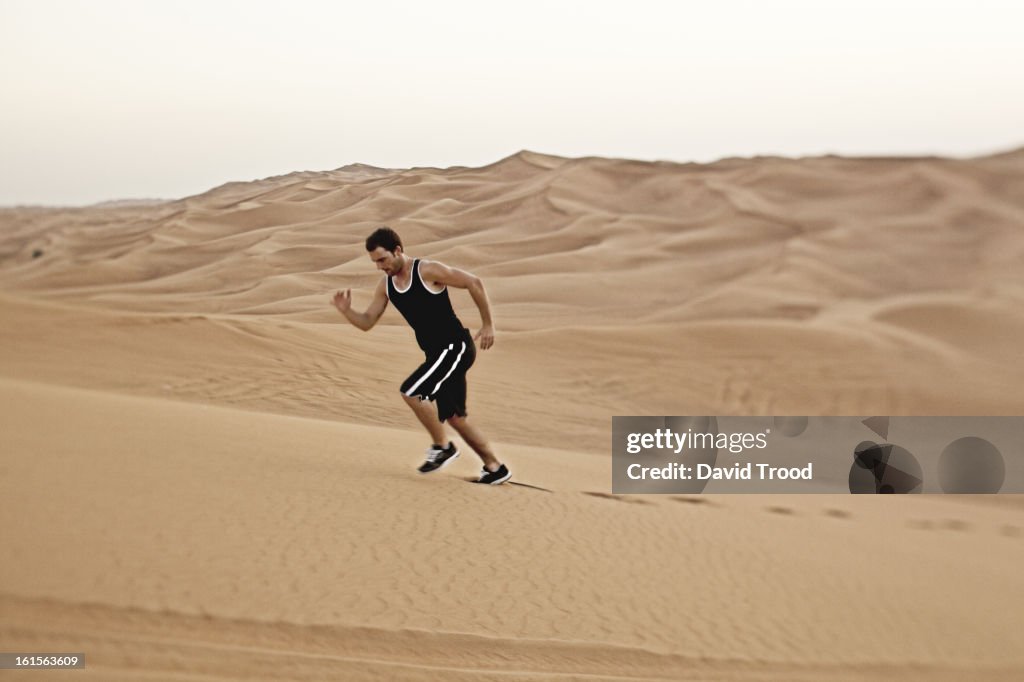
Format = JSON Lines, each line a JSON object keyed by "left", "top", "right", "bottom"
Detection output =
{"left": 391, "top": 259, "right": 416, "bottom": 294}
{"left": 418, "top": 259, "right": 446, "bottom": 295}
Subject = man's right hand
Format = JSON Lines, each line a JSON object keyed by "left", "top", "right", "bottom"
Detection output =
{"left": 332, "top": 289, "right": 352, "bottom": 313}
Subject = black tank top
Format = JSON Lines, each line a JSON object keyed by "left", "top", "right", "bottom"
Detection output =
{"left": 387, "top": 259, "right": 466, "bottom": 352}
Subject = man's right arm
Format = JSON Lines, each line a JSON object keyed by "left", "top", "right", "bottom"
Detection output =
{"left": 332, "top": 278, "right": 388, "bottom": 331}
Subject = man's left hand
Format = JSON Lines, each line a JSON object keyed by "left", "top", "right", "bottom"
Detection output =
{"left": 474, "top": 324, "right": 495, "bottom": 350}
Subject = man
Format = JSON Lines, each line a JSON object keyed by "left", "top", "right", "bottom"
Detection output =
{"left": 331, "top": 227, "right": 512, "bottom": 485}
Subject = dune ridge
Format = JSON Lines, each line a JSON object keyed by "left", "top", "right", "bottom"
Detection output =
{"left": 3, "top": 148, "right": 1024, "bottom": 425}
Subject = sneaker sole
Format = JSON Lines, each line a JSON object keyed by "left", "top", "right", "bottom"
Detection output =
{"left": 417, "top": 450, "right": 460, "bottom": 475}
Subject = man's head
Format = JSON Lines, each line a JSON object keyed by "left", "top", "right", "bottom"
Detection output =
{"left": 365, "top": 227, "right": 405, "bottom": 276}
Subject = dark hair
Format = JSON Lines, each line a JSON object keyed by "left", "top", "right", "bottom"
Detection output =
{"left": 365, "top": 227, "right": 403, "bottom": 253}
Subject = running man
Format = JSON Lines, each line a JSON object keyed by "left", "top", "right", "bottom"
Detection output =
{"left": 331, "top": 227, "right": 512, "bottom": 485}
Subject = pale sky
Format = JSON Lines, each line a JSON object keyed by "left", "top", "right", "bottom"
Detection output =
{"left": 2, "top": 0, "right": 1022, "bottom": 205}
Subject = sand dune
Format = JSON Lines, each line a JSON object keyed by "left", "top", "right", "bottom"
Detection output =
{"left": 3, "top": 377, "right": 1024, "bottom": 680}
{"left": 2, "top": 149, "right": 1024, "bottom": 678}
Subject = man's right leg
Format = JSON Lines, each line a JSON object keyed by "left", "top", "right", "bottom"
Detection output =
{"left": 402, "top": 393, "right": 459, "bottom": 474}
{"left": 400, "top": 347, "right": 466, "bottom": 474}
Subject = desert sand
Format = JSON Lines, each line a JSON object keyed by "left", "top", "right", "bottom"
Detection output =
{"left": 2, "top": 149, "right": 1024, "bottom": 679}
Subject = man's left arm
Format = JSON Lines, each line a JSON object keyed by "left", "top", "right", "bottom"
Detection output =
{"left": 419, "top": 260, "right": 495, "bottom": 350}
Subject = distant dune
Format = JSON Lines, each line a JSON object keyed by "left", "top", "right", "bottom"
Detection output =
{"left": 2, "top": 150, "right": 1023, "bottom": 679}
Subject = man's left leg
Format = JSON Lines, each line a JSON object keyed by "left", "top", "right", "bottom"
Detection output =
{"left": 402, "top": 393, "right": 448, "bottom": 445}
{"left": 447, "top": 414, "right": 510, "bottom": 484}
{"left": 446, "top": 414, "right": 501, "bottom": 472}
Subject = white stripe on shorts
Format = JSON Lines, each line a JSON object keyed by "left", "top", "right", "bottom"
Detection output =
{"left": 404, "top": 345, "right": 451, "bottom": 396}
{"left": 430, "top": 342, "right": 467, "bottom": 395}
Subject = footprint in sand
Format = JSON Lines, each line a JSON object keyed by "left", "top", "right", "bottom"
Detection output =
{"left": 940, "top": 519, "right": 970, "bottom": 532}
{"left": 582, "top": 492, "right": 651, "bottom": 505}
{"left": 670, "top": 496, "right": 714, "bottom": 506}
{"left": 766, "top": 506, "right": 795, "bottom": 515}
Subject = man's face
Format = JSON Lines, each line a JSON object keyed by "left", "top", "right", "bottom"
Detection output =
{"left": 368, "top": 246, "right": 402, "bottom": 276}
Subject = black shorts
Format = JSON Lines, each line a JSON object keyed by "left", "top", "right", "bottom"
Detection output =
{"left": 400, "top": 333, "right": 477, "bottom": 422}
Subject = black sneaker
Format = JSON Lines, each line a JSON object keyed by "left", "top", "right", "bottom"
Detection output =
{"left": 474, "top": 464, "right": 512, "bottom": 485}
{"left": 417, "top": 442, "right": 459, "bottom": 474}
